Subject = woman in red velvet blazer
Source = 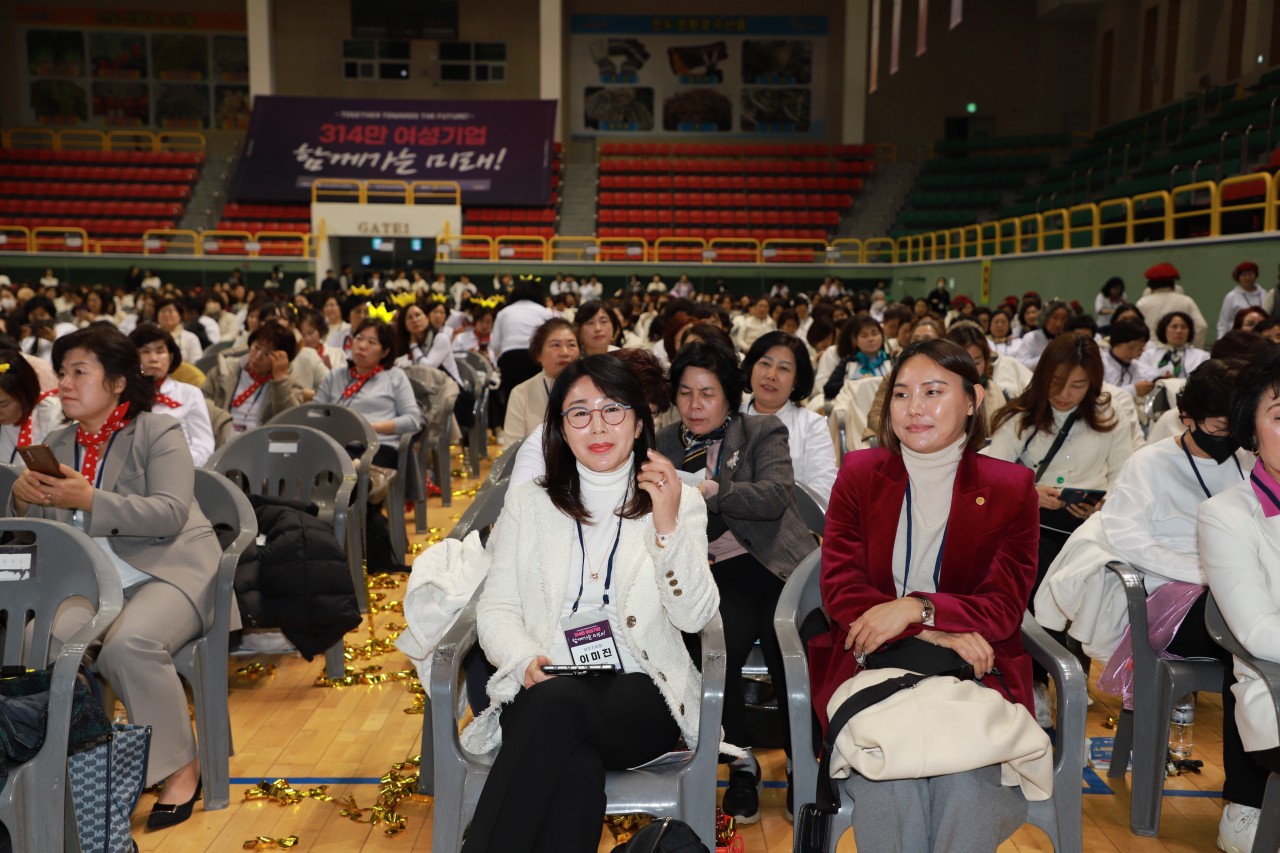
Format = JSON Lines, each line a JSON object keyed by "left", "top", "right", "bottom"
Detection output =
{"left": 809, "top": 339, "right": 1041, "bottom": 850}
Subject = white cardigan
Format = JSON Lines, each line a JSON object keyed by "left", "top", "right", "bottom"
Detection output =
{"left": 462, "top": 480, "right": 723, "bottom": 756}
{"left": 1200, "top": 477, "right": 1280, "bottom": 752}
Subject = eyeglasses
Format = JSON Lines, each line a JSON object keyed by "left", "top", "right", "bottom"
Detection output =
{"left": 561, "top": 403, "right": 632, "bottom": 429}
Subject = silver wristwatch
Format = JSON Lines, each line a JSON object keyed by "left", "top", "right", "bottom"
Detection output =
{"left": 916, "top": 596, "right": 936, "bottom": 627}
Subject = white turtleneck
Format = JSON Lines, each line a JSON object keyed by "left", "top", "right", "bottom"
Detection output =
{"left": 548, "top": 455, "right": 643, "bottom": 672}
{"left": 892, "top": 435, "right": 966, "bottom": 597}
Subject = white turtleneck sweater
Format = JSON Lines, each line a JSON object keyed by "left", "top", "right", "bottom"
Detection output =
{"left": 892, "top": 436, "right": 965, "bottom": 597}
{"left": 548, "top": 456, "right": 644, "bottom": 672}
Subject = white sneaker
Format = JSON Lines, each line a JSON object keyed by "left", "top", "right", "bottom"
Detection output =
{"left": 1217, "top": 802, "right": 1261, "bottom": 853}
{"left": 1033, "top": 682, "right": 1053, "bottom": 727}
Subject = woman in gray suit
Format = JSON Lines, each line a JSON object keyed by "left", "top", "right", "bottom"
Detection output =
{"left": 656, "top": 340, "right": 814, "bottom": 824}
{"left": 12, "top": 324, "right": 220, "bottom": 831}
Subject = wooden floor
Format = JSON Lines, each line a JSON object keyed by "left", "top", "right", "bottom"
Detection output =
{"left": 132, "top": 443, "right": 1232, "bottom": 852}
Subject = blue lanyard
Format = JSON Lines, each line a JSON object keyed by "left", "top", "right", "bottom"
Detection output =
{"left": 901, "top": 484, "right": 947, "bottom": 597}
{"left": 572, "top": 503, "right": 625, "bottom": 614}
{"left": 1181, "top": 432, "right": 1244, "bottom": 499}
{"left": 1252, "top": 472, "right": 1280, "bottom": 514}
{"left": 73, "top": 431, "right": 121, "bottom": 488}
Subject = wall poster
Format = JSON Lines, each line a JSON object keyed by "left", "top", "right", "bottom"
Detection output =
{"left": 569, "top": 14, "right": 828, "bottom": 138}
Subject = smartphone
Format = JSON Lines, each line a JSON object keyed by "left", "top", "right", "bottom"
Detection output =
{"left": 17, "top": 444, "right": 65, "bottom": 479}
{"left": 540, "top": 664, "right": 616, "bottom": 676}
{"left": 1059, "top": 487, "right": 1105, "bottom": 507}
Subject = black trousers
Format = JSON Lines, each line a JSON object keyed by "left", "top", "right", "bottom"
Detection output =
{"left": 1031, "top": 508, "right": 1087, "bottom": 686}
{"left": 1166, "top": 592, "right": 1280, "bottom": 809}
{"left": 496, "top": 349, "right": 539, "bottom": 420}
{"left": 461, "top": 673, "right": 680, "bottom": 853}
{"left": 686, "top": 552, "right": 790, "bottom": 755}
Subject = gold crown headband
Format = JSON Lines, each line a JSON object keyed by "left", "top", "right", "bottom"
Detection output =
{"left": 366, "top": 303, "right": 397, "bottom": 324}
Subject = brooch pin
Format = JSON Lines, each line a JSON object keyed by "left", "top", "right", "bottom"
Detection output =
{"left": 727, "top": 450, "right": 740, "bottom": 469}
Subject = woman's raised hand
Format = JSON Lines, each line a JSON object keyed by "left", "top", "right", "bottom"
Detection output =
{"left": 639, "top": 449, "right": 680, "bottom": 535}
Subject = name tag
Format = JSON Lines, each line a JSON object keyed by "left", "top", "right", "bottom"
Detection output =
{"left": 560, "top": 608, "right": 622, "bottom": 672}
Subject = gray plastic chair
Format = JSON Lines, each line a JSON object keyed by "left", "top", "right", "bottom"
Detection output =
{"left": 0, "top": 518, "right": 124, "bottom": 853}
{"left": 460, "top": 351, "right": 494, "bottom": 456}
{"left": 171, "top": 469, "right": 258, "bottom": 811}
{"left": 205, "top": 424, "right": 357, "bottom": 679}
{"left": 0, "top": 462, "right": 20, "bottom": 509}
{"left": 193, "top": 341, "right": 235, "bottom": 376}
{"left": 429, "top": 601, "right": 727, "bottom": 851}
{"left": 1105, "top": 561, "right": 1224, "bottom": 836}
{"left": 454, "top": 360, "right": 488, "bottom": 478}
{"left": 387, "top": 389, "right": 430, "bottom": 565}
{"left": 794, "top": 481, "right": 828, "bottom": 538}
{"left": 409, "top": 374, "right": 455, "bottom": 513}
{"left": 1205, "top": 593, "right": 1280, "bottom": 853}
{"left": 267, "top": 403, "right": 379, "bottom": 610}
{"left": 777, "top": 549, "right": 1087, "bottom": 853}
{"left": 483, "top": 436, "right": 525, "bottom": 489}
{"left": 415, "top": 476, "right": 514, "bottom": 799}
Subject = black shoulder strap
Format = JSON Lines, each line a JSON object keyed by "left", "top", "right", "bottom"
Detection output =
{"left": 813, "top": 672, "right": 929, "bottom": 813}
{"left": 1025, "top": 410, "right": 1078, "bottom": 484}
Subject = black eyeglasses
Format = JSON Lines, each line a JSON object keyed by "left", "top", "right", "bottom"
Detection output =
{"left": 561, "top": 403, "right": 633, "bottom": 429}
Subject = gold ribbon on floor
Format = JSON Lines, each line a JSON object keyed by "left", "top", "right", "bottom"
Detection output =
{"left": 244, "top": 779, "right": 334, "bottom": 805}
{"left": 604, "top": 813, "right": 653, "bottom": 844}
{"left": 242, "top": 836, "right": 298, "bottom": 849}
{"left": 234, "top": 661, "right": 276, "bottom": 680}
{"left": 313, "top": 664, "right": 417, "bottom": 688}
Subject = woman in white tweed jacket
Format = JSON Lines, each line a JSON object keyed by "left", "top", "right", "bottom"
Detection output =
{"left": 460, "top": 355, "right": 721, "bottom": 853}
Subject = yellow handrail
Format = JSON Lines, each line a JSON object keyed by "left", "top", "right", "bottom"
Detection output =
{"left": 548, "top": 235, "right": 600, "bottom": 262}
{"left": 760, "top": 238, "right": 827, "bottom": 263}
{"left": 863, "top": 237, "right": 897, "bottom": 263}
{"left": 436, "top": 234, "right": 495, "bottom": 261}
{"left": 0, "top": 225, "right": 32, "bottom": 252}
{"left": 32, "top": 226, "right": 89, "bottom": 252}
{"left": 1170, "top": 180, "right": 1218, "bottom": 237}
{"left": 1219, "top": 172, "right": 1275, "bottom": 233}
{"left": 1098, "top": 198, "right": 1133, "bottom": 245}
{"left": 1016, "top": 213, "right": 1043, "bottom": 254}
{"left": 58, "top": 130, "right": 107, "bottom": 151}
{"left": 652, "top": 237, "right": 707, "bottom": 263}
{"left": 254, "top": 230, "right": 310, "bottom": 258}
{"left": 106, "top": 130, "right": 157, "bottom": 152}
{"left": 707, "top": 237, "right": 762, "bottom": 263}
{"left": 311, "top": 178, "right": 366, "bottom": 205}
{"left": 156, "top": 131, "right": 207, "bottom": 152}
{"left": 829, "top": 238, "right": 864, "bottom": 264}
{"left": 200, "top": 230, "right": 254, "bottom": 255}
{"left": 1130, "top": 190, "right": 1173, "bottom": 242}
{"left": 596, "top": 237, "right": 648, "bottom": 262}
{"left": 142, "top": 228, "right": 200, "bottom": 255}
{"left": 409, "top": 181, "right": 462, "bottom": 206}
{"left": 7, "top": 128, "right": 55, "bottom": 149}
{"left": 1066, "top": 203, "right": 1100, "bottom": 250}
{"left": 494, "top": 234, "right": 548, "bottom": 261}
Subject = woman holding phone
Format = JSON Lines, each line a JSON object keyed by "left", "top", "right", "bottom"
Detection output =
{"left": 459, "top": 354, "right": 720, "bottom": 853}
{"left": 10, "top": 324, "right": 220, "bottom": 830}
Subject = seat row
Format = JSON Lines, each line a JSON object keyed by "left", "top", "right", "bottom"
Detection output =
{"left": 0, "top": 199, "right": 182, "bottom": 218}
{"left": 0, "top": 164, "right": 199, "bottom": 183}
{"left": 599, "top": 158, "right": 872, "bottom": 176}
{"left": 464, "top": 208, "right": 558, "bottom": 224}
{"left": 598, "top": 191, "right": 852, "bottom": 210}
{"left": 461, "top": 225, "right": 556, "bottom": 239}
{"left": 599, "top": 175, "right": 861, "bottom": 192}
{"left": 0, "top": 217, "right": 179, "bottom": 236}
{"left": 594, "top": 226, "right": 830, "bottom": 242}
{"left": 215, "top": 221, "right": 312, "bottom": 234}
{"left": 221, "top": 202, "right": 310, "bottom": 220}
{"left": 599, "top": 142, "right": 874, "bottom": 158}
{"left": 0, "top": 180, "right": 191, "bottom": 200}
{"left": 0, "top": 147, "right": 204, "bottom": 166}
{"left": 598, "top": 209, "right": 841, "bottom": 227}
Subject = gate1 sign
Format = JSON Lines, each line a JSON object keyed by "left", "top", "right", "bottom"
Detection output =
{"left": 230, "top": 96, "right": 558, "bottom": 205}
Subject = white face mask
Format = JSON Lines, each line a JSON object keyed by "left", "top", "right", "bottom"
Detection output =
{"left": 0, "top": 298, "right": 15, "bottom": 313}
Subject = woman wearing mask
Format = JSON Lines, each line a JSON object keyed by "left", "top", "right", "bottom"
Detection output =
{"left": 655, "top": 340, "right": 814, "bottom": 824}
{"left": 459, "top": 355, "right": 719, "bottom": 853}
{"left": 0, "top": 349, "right": 62, "bottom": 467}
{"left": 130, "top": 325, "right": 216, "bottom": 466}
{"left": 11, "top": 325, "right": 220, "bottom": 830}
{"left": 742, "top": 331, "right": 838, "bottom": 500}
{"left": 503, "top": 318, "right": 580, "bottom": 443}
{"left": 813, "top": 338, "right": 1039, "bottom": 851}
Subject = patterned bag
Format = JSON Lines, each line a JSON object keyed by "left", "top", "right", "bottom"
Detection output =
{"left": 67, "top": 723, "right": 152, "bottom": 853}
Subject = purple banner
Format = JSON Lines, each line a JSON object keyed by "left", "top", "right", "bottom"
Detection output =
{"left": 230, "top": 95, "right": 557, "bottom": 205}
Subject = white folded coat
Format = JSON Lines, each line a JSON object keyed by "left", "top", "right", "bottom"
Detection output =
{"left": 826, "top": 668, "right": 1054, "bottom": 801}
{"left": 395, "top": 530, "right": 490, "bottom": 678}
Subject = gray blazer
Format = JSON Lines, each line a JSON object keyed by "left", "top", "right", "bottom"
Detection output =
{"left": 203, "top": 352, "right": 306, "bottom": 425}
{"left": 656, "top": 413, "right": 814, "bottom": 580}
{"left": 21, "top": 413, "right": 221, "bottom": 631}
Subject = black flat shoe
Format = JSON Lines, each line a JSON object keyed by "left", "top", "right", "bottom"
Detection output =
{"left": 146, "top": 780, "right": 201, "bottom": 830}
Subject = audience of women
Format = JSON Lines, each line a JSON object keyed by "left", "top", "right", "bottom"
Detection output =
{"left": 459, "top": 355, "right": 719, "bottom": 853}
{"left": 741, "top": 331, "right": 837, "bottom": 500}
{"left": 503, "top": 318, "right": 580, "bottom": 442}
{"left": 814, "top": 338, "right": 1040, "bottom": 851}
{"left": 1139, "top": 310, "right": 1209, "bottom": 379}
{"left": 130, "top": 324, "right": 216, "bottom": 466}
{"left": 1199, "top": 347, "right": 1280, "bottom": 853}
{"left": 0, "top": 349, "right": 63, "bottom": 466}
{"left": 11, "top": 324, "right": 221, "bottom": 830}
{"left": 655, "top": 340, "right": 814, "bottom": 824}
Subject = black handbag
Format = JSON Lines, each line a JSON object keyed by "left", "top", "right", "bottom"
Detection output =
{"left": 864, "top": 636, "right": 974, "bottom": 680}
{"left": 612, "top": 817, "right": 709, "bottom": 853}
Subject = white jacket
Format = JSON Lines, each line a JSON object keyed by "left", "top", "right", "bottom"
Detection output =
{"left": 1200, "top": 478, "right": 1280, "bottom": 752}
{"left": 460, "top": 480, "right": 724, "bottom": 756}
{"left": 827, "top": 668, "right": 1053, "bottom": 801}
{"left": 395, "top": 530, "right": 490, "bottom": 678}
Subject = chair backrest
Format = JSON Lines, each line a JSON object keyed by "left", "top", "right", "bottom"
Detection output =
{"left": 0, "top": 518, "right": 124, "bottom": 669}
{"left": 266, "top": 402, "right": 380, "bottom": 456}
{"left": 448, "top": 477, "right": 510, "bottom": 543}
{"left": 205, "top": 424, "right": 356, "bottom": 507}
{"left": 454, "top": 359, "right": 481, "bottom": 395}
{"left": 794, "top": 481, "right": 827, "bottom": 538}
{"left": 1206, "top": 592, "right": 1280, "bottom": 724}
{"left": 485, "top": 435, "right": 525, "bottom": 487}
{"left": 460, "top": 351, "right": 492, "bottom": 381}
{"left": 0, "top": 462, "right": 20, "bottom": 514}
{"left": 193, "top": 468, "right": 258, "bottom": 639}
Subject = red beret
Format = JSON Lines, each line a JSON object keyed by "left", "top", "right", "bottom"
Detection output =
{"left": 951, "top": 295, "right": 974, "bottom": 308}
{"left": 1233, "top": 261, "right": 1259, "bottom": 279}
{"left": 1145, "top": 262, "right": 1180, "bottom": 281}
{"left": 1001, "top": 295, "right": 1018, "bottom": 308}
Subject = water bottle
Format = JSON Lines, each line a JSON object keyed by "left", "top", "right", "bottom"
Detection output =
{"left": 1169, "top": 694, "right": 1195, "bottom": 760}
